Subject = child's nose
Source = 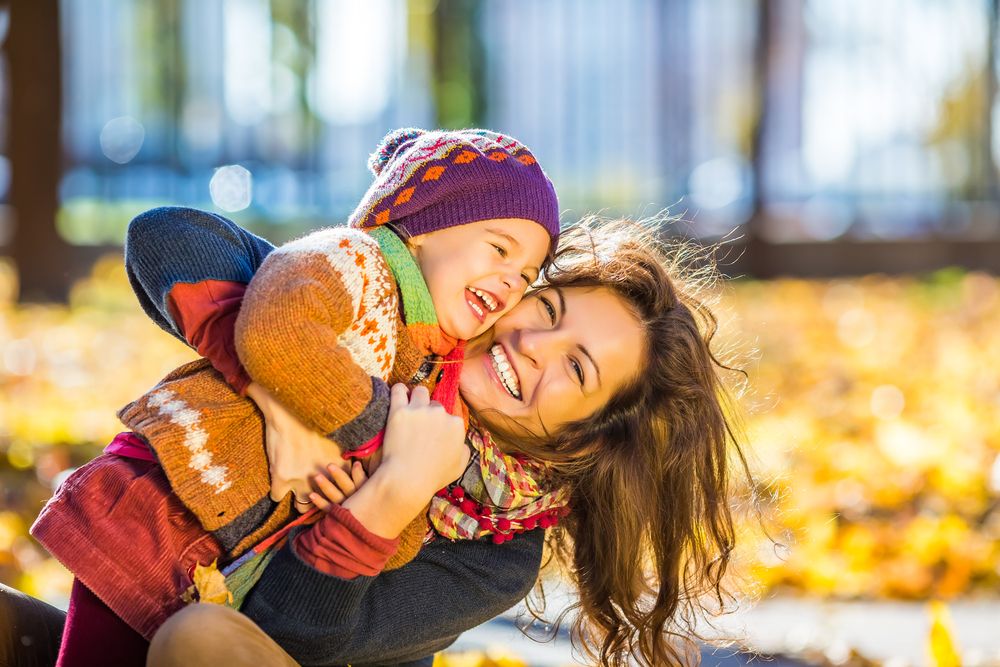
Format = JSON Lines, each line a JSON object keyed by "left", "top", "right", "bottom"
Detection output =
{"left": 500, "top": 270, "right": 527, "bottom": 294}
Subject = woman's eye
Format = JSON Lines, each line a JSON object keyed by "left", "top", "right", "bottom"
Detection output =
{"left": 570, "top": 357, "right": 584, "bottom": 385}
{"left": 539, "top": 296, "right": 556, "bottom": 324}
{"left": 492, "top": 244, "right": 508, "bottom": 258}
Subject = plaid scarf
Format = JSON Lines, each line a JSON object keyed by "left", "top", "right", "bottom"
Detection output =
{"left": 427, "top": 418, "right": 570, "bottom": 544}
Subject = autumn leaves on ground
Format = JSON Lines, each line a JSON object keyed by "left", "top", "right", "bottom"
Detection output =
{"left": 0, "top": 257, "right": 997, "bottom": 664}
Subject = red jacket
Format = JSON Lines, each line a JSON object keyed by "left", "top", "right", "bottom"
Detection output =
{"left": 29, "top": 278, "right": 399, "bottom": 639}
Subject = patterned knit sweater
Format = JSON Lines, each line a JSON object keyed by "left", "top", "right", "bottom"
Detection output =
{"left": 121, "top": 206, "right": 548, "bottom": 665}
{"left": 118, "top": 226, "right": 451, "bottom": 559}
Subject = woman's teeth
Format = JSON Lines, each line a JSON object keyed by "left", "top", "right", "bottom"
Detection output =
{"left": 467, "top": 287, "right": 499, "bottom": 314}
{"left": 489, "top": 344, "right": 521, "bottom": 399}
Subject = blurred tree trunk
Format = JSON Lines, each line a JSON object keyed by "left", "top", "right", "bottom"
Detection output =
{"left": 431, "top": 0, "right": 485, "bottom": 128}
{"left": 6, "top": 0, "right": 71, "bottom": 302}
{"left": 746, "top": 0, "right": 772, "bottom": 266}
{"left": 985, "top": 0, "right": 999, "bottom": 200}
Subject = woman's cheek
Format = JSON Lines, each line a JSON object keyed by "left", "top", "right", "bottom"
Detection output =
{"left": 545, "top": 380, "right": 577, "bottom": 425}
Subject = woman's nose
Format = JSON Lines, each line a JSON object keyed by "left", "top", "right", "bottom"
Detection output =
{"left": 517, "top": 328, "right": 563, "bottom": 366}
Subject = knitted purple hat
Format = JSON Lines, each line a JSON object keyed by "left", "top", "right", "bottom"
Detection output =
{"left": 348, "top": 128, "right": 560, "bottom": 246}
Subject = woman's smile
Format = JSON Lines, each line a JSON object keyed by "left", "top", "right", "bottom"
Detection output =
{"left": 487, "top": 342, "right": 522, "bottom": 399}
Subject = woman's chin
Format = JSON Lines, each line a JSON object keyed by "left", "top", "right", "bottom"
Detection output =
{"left": 459, "top": 365, "right": 512, "bottom": 415}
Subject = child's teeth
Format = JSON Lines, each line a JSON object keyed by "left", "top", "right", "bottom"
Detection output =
{"left": 469, "top": 287, "right": 497, "bottom": 312}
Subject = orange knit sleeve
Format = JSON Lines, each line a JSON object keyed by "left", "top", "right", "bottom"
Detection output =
{"left": 234, "top": 229, "right": 397, "bottom": 450}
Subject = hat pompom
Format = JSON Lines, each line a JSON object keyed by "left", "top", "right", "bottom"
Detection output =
{"left": 368, "top": 128, "right": 426, "bottom": 176}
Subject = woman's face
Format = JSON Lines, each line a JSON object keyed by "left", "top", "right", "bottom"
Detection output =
{"left": 459, "top": 286, "right": 645, "bottom": 434}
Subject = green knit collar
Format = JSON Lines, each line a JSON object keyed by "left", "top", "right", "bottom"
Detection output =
{"left": 368, "top": 226, "right": 456, "bottom": 355}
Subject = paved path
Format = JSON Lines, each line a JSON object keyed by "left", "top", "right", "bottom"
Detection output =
{"left": 452, "top": 615, "right": 807, "bottom": 666}
{"left": 455, "top": 598, "right": 1000, "bottom": 666}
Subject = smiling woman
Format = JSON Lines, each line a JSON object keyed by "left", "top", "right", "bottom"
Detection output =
{"left": 460, "top": 216, "right": 752, "bottom": 665}
{"left": 132, "top": 211, "right": 748, "bottom": 667}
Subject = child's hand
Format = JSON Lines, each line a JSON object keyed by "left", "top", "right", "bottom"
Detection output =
{"left": 308, "top": 461, "right": 369, "bottom": 512}
{"left": 246, "top": 382, "right": 346, "bottom": 507}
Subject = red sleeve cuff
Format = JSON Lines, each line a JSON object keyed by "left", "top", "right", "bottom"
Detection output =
{"left": 342, "top": 430, "right": 384, "bottom": 460}
{"left": 166, "top": 280, "right": 251, "bottom": 393}
{"left": 293, "top": 504, "right": 400, "bottom": 579}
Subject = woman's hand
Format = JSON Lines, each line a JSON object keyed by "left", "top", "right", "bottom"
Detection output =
{"left": 342, "top": 383, "right": 469, "bottom": 538}
{"left": 379, "top": 383, "right": 469, "bottom": 499}
{"left": 246, "top": 382, "right": 347, "bottom": 511}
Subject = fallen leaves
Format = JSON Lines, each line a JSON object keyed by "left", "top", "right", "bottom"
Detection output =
{"left": 4, "top": 263, "right": 1000, "bottom": 605}
{"left": 193, "top": 559, "right": 233, "bottom": 605}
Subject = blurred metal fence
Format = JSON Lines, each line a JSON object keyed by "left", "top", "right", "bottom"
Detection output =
{"left": 5, "top": 0, "right": 1000, "bottom": 297}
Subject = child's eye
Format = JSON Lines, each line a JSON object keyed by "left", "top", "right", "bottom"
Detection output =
{"left": 569, "top": 357, "right": 584, "bottom": 385}
{"left": 492, "top": 244, "right": 508, "bottom": 258}
{"left": 520, "top": 273, "right": 531, "bottom": 284}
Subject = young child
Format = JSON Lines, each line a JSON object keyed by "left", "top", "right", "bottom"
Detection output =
{"left": 31, "top": 128, "right": 565, "bottom": 655}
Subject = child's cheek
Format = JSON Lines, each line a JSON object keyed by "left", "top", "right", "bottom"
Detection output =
{"left": 472, "top": 313, "right": 501, "bottom": 339}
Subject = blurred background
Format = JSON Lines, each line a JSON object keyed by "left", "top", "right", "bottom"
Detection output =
{"left": 1, "top": 0, "right": 1000, "bottom": 665}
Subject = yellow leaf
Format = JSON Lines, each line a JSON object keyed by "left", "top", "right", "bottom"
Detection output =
{"left": 927, "top": 600, "right": 961, "bottom": 667}
{"left": 192, "top": 559, "right": 233, "bottom": 606}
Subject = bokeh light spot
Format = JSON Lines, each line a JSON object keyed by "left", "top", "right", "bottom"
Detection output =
{"left": 7, "top": 440, "right": 35, "bottom": 470}
{"left": 989, "top": 454, "right": 1000, "bottom": 494}
{"left": 209, "top": 165, "right": 253, "bottom": 212}
{"left": 4, "top": 338, "right": 36, "bottom": 376}
{"left": 870, "top": 384, "right": 905, "bottom": 420}
{"left": 837, "top": 307, "right": 877, "bottom": 348}
{"left": 0, "top": 512, "right": 23, "bottom": 551}
{"left": 99, "top": 116, "right": 145, "bottom": 164}
{"left": 688, "top": 156, "right": 748, "bottom": 210}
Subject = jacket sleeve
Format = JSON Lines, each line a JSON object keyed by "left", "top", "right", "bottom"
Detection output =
{"left": 124, "top": 206, "right": 274, "bottom": 342}
{"left": 294, "top": 504, "right": 400, "bottom": 579}
{"left": 234, "top": 230, "right": 393, "bottom": 450}
{"left": 241, "top": 529, "right": 545, "bottom": 667}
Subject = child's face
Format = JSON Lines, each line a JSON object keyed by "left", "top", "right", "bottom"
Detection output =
{"left": 408, "top": 218, "right": 551, "bottom": 340}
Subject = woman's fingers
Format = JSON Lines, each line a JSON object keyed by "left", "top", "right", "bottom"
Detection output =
{"left": 388, "top": 383, "right": 437, "bottom": 414}
{"left": 408, "top": 384, "right": 431, "bottom": 407}
{"left": 378, "top": 394, "right": 469, "bottom": 505}
{"left": 388, "top": 383, "right": 410, "bottom": 415}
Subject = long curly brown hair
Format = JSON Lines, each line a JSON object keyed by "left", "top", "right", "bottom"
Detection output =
{"left": 477, "top": 215, "right": 754, "bottom": 666}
